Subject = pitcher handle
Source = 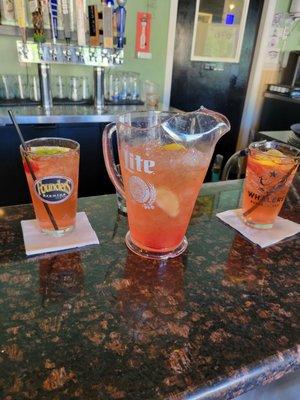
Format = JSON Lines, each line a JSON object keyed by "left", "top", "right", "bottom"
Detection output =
{"left": 221, "top": 148, "right": 248, "bottom": 181}
{"left": 102, "top": 122, "right": 125, "bottom": 198}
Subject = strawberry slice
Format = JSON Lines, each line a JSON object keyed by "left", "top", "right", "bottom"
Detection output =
{"left": 23, "top": 158, "right": 39, "bottom": 174}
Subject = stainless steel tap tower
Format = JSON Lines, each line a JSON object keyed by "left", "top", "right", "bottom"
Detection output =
{"left": 93, "top": 67, "right": 105, "bottom": 109}
{"left": 17, "top": 42, "right": 124, "bottom": 110}
{"left": 38, "top": 64, "right": 53, "bottom": 110}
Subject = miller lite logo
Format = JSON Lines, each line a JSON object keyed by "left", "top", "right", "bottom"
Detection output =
{"left": 123, "top": 148, "right": 156, "bottom": 209}
{"left": 123, "top": 148, "right": 155, "bottom": 174}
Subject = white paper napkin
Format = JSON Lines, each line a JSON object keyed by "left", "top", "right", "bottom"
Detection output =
{"left": 21, "top": 212, "right": 99, "bottom": 256}
{"left": 216, "top": 209, "right": 300, "bottom": 248}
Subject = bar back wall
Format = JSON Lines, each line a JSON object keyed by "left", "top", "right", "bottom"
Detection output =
{"left": 0, "top": 0, "right": 171, "bottom": 100}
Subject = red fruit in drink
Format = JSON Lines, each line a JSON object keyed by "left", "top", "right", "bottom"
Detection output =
{"left": 23, "top": 159, "right": 39, "bottom": 174}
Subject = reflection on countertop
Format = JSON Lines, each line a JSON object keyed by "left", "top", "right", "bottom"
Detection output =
{"left": 0, "top": 179, "right": 299, "bottom": 399}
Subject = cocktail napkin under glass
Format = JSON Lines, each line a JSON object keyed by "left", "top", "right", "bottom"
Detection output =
{"left": 21, "top": 212, "right": 99, "bottom": 256}
{"left": 216, "top": 209, "right": 300, "bottom": 248}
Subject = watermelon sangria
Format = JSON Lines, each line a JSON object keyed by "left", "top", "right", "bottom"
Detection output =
{"left": 21, "top": 138, "right": 80, "bottom": 236}
{"left": 242, "top": 141, "right": 299, "bottom": 229}
{"left": 103, "top": 108, "right": 230, "bottom": 259}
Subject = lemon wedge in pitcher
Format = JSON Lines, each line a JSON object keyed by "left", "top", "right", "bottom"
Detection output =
{"left": 156, "top": 187, "right": 180, "bottom": 218}
{"left": 162, "top": 143, "right": 185, "bottom": 151}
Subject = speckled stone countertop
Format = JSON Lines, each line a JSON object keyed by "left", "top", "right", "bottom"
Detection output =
{"left": 0, "top": 179, "right": 299, "bottom": 400}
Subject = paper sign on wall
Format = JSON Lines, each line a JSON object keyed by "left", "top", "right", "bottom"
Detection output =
{"left": 135, "top": 12, "right": 152, "bottom": 59}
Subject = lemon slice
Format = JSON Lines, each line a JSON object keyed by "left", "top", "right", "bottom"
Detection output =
{"left": 254, "top": 148, "right": 286, "bottom": 167}
{"left": 254, "top": 155, "right": 275, "bottom": 167}
{"left": 266, "top": 149, "right": 284, "bottom": 157}
{"left": 162, "top": 143, "right": 185, "bottom": 151}
{"left": 30, "top": 146, "right": 70, "bottom": 156}
{"left": 156, "top": 187, "right": 179, "bottom": 218}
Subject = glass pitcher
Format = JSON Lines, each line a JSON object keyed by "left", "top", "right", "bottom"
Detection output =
{"left": 103, "top": 108, "right": 230, "bottom": 259}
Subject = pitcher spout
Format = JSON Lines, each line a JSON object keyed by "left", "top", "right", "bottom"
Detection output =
{"left": 162, "top": 106, "right": 230, "bottom": 147}
{"left": 198, "top": 106, "right": 231, "bottom": 138}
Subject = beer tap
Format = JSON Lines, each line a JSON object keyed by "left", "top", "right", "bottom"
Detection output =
{"left": 17, "top": 43, "right": 29, "bottom": 61}
{"left": 61, "top": 0, "right": 71, "bottom": 44}
{"left": 115, "top": 0, "right": 127, "bottom": 49}
{"left": 29, "top": 0, "right": 45, "bottom": 43}
{"left": 49, "top": 0, "right": 58, "bottom": 44}
{"left": 38, "top": 43, "right": 44, "bottom": 61}
{"left": 89, "top": 47, "right": 97, "bottom": 63}
{"left": 63, "top": 48, "right": 72, "bottom": 62}
{"left": 49, "top": 47, "right": 58, "bottom": 61}
{"left": 14, "top": 0, "right": 27, "bottom": 45}
{"left": 75, "top": 47, "right": 84, "bottom": 63}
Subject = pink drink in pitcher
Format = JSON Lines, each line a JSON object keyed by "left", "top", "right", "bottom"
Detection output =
{"left": 103, "top": 109, "right": 230, "bottom": 259}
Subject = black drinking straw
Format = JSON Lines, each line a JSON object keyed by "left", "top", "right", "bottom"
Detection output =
{"left": 8, "top": 110, "right": 59, "bottom": 231}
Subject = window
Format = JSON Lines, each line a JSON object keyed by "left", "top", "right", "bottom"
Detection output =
{"left": 191, "top": 0, "right": 249, "bottom": 63}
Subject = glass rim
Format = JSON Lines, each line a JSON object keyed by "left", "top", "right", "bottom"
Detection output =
{"left": 116, "top": 107, "right": 230, "bottom": 131}
{"left": 20, "top": 137, "right": 80, "bottom": 156}
{"left": 116, "top": 110, "right": 178, "bottom": 131}
{"left": 249, "top": 140, "right": 300, "bottom": 161}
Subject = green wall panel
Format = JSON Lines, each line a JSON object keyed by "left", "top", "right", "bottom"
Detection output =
{"left": 0, "top": 0, "right": 171, "bottom": 100}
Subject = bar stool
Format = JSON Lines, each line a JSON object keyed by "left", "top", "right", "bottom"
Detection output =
{"left": 221, "top": 149, "right": 248, "bottom": 181}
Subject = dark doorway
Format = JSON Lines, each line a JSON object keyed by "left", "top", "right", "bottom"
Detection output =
{"left": 170, "top": 0, "right": 264, "bottom": 177}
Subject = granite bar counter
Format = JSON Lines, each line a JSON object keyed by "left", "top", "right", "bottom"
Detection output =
{"left": 0, "top": 179, "right": 299, "bottom": 400}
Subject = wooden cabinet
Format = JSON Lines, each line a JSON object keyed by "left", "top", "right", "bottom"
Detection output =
{"left": 259, "top": 93, "right": 300, "bottom": 131}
